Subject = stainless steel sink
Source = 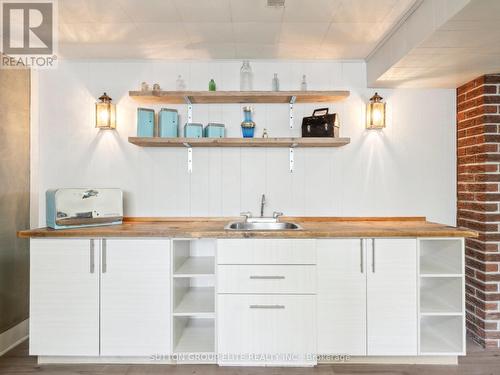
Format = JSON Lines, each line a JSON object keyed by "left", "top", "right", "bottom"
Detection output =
{"left": 225, "top": 221, "right": 302, "bottom": 231}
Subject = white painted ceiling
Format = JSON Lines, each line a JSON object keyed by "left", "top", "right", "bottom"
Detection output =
{"left": 372, "top": 0, "right": 500, "bottom": 88}
{"left": 57, "top": 0, "right": 415, "bottom": 60}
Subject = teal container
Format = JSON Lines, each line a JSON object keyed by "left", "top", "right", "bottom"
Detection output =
{"left": 204, "top": 123, "right": 225, "bottom": 138}
{"left": 137, "top": 108, "right": 155, "bottom": 137}
{"left": 158, "top": 108, "right": 178, "bottom": 138}
{"left": 184, "top": 123, "right": 203, "bottom": 138}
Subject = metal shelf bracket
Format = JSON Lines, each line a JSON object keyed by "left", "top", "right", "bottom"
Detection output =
{"left": 183, "top": 142, "right": 193, "bottom": 173}
{"left": 289, "top": 146, "right": 296, "bottom": 173}
{"left": 184, "top": 96, "right": 193, "bottom": 123}
{"left": 289, "top": 96, "right": 296, "bottom": 129}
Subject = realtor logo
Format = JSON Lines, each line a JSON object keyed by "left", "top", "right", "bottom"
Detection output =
{"left": 0, "top": 0, "right": 58, "bottom": 68}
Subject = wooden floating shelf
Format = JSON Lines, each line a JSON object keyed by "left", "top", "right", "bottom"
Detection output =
{"left": 128, "top": 137, "right": 351, "bottom": 148}
{"left": 129, "top": 90, "right": 350, "bottom": 104}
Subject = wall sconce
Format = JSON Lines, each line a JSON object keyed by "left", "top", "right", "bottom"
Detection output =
{"left": 366, "top": 92, "right": 386, "bottom": 129}
{"left": 95, "top": 92, "right": 116, "bottom": 130}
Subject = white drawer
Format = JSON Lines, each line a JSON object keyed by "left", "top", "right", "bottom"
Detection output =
{"left": 217, "top": 239, "right": 316, "bottom": 265}
{"left": 217, "top": 265, "right": 316, "bottom": 294}
{"left": 217, "top": 294, "right": 316, "bottom": 365}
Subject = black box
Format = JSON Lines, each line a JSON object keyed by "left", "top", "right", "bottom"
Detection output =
{"left": 301, "top": 108, "right": 339, "bottom": 137}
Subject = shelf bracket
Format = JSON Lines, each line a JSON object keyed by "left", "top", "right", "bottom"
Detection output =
{"left": 184, "top": 96, "right": 193, "bottom": 123}
{"left": 289, "top": 96, "right": 296, "bottom": 129}
{"left": 289, "top": 147, "right": 295, "bottom": 173}
{"left": 183, "top": 143, "right": 192, "bottom": 173}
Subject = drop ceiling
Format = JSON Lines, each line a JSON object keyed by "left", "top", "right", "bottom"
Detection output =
{"left": 57, "top": 0, "right": 415, "bottom": 60}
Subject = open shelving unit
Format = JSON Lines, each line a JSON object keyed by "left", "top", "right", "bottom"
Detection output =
{"left": 418, "top": 238, "right": 465, "bottom": 355}
{"left": 128, "top": 90, "right": 351, "bottom": 172}
{"left": 171, "top": 239, "right": 217, "bottom": 361}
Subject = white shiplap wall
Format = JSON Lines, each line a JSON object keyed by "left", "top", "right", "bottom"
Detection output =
{"left": 33, "top": 60, "right": 456, "bottom": 226}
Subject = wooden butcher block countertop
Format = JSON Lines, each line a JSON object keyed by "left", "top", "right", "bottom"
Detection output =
{"left": 18, "top": 217, "right": 477, "bottom": 239}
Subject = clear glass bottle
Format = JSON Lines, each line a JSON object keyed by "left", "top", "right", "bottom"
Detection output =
{"left": 240, "top": 61, "right": 253, "bottom": 91}
{"left": 272, "top": 73, "right": 280, "bottom": 91}
{"left": 176, "top": 75, "right": 186, "bottom": 91}
{"left": 300, "top": 75, "right": 307, "bottom": 91}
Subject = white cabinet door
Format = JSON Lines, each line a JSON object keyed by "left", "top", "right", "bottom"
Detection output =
{"left": 218, "top": 294, "right": 316, "bottom": 366}
{"left": 317, "top": 239, "right": 366, "bottom": 355}
{"left": 30, "top": 239, "right": 99, "bottom": 356}
{"left": 367, "top": 239, "right": 417, "bottom": 355}
{"left": 100, "top": 239, "right": 171, "bottom": 356}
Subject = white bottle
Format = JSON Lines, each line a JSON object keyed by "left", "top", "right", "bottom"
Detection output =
{"left": 272, "top": 73, "right": 280, "bottom": 91}
{"left": 300, "top": 75, "right": 307, "bottom": 91}
{"left": 176, "top": 75, "right": 186, "bottom": 91}
{"left": 240, "top": 61, "right": 253, "bottom": 91}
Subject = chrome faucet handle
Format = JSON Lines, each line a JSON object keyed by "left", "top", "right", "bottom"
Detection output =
{"left": 273, "top": 211, "right": 284, "bottom": 220}
{"left": 240, "top": 211, "right": 252, "bottom": 221}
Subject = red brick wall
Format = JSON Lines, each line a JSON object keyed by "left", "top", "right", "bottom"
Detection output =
{"left": 457, "top": 74, "right": 500, "bottom": 349}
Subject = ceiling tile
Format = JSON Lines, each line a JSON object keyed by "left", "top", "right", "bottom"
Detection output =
{"left": 59, "top": 23, "right": 138, "bottom": 44}
{"left": 332, "top": 0, "right": 410, "bottom": 23}
{"left": 282, "top": 0, "right": 340, "bottom": 22}
{"left": 117, "top": 0, "right": 180, "bottom": 23}
{"left": 85, "top": 0, "right": 133, "bottom": 23}
{"left": 233, "top": 22, "right": 281, "bottom": 44}
{"left": 279, "top": 22, "right": 330, "bottom": 44}
{"left": 230, "top": 0, "right": 283, "bottom": 22}
{"left": 173, "top": 0, "right": 231, "bottom": 22}
{"left": 133, "top": 23, "right": 190, "bottom": 45}
{"left": 324, "top": 23, "right": 389, "bottom": 44}
{"left": 184, "top": 23, "right": 234, "bottom": 43}
{"left": 59, "top": 0, "right": 93, "bottom": 24}
{"left": 235, "top": 43, "right": 277, "bottom": 59}
{"left": 276, "top": 42, "right": 322, "bottom": 59}
{"left": 188, "top": 43, "right": 236, "bottom": 59}
{"left": 317, "top": 43, "right": 370, "bottom": 59}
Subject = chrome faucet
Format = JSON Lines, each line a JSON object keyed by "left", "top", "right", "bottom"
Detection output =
{"left": 260, "top": 194, "right": 266, "bottom": 217}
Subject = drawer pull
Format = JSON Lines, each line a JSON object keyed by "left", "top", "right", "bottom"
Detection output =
{"left": 249, "top": 275, "right": 285, "bottom": 280}
{"left": 249, "top": 304, "right": 285, "bottom": 309}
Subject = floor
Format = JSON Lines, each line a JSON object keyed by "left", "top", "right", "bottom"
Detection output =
{"left": 1, "top": 339, "right": 500, "bottom": 375}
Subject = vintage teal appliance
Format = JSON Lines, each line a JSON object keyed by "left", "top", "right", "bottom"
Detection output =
{"left": 137, "top": 108, "right": 155, "bottom": 137}
{"left": 204, "top": 123, "right": 225, "bottom": 138}
{"left": 46, "top": 188, "right": 123, "bottom": 229}
{"left": 158, "top": 108, "right": 178, "bottom": 138}
{"left": 184, "top": 123, "right": 203, "bottom": 138}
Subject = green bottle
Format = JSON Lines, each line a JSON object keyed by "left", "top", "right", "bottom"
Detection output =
{"left": 208, "top": 78, "right": 216, "bottom": 91}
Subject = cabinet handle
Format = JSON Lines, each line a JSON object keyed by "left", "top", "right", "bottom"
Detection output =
{"left": 360, "top": 239, "right": 364, "bottom": 274}
{"left": 371, "top": 239, "right": 375, "bottom": 273}
{"left": 249, "top": 305, "right": 285, "bottom": 309}
{"left": 249, "top": 276, "right": 285, "bottom": 280}
{"left": 102, "top": 239, "right": 107, "bottom": 274}
{"left": 90, "top": 239, "right": 95, "bottom": 274}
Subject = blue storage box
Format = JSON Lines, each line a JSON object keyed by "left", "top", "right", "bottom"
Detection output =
{"left": 184, "top": 123, "right": 203, "bottom": 138}
{"left": 158, "top": 108, "right": 178, "bottom": 138}
{"left": 204, "top": 123, "right": 225, "bottom": 138}
{"left": 137, "top": 108, "right": 155, "bottom": 137}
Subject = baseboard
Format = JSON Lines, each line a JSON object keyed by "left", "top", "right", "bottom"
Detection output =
{"left": 0, "top": 319, "right": 29, "bottom": 356}
{"left": 320, "top": 356, "right": 458, "bottom": 365}
{"left": 38, "top": 356, "right": 176, "bottom": 364}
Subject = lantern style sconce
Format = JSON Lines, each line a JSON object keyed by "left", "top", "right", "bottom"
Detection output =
{"left": 95, "top": 92, "right": 116, "bottom": 130}
{"left": 366, "top": 92, "right": 386, "bottom": 129}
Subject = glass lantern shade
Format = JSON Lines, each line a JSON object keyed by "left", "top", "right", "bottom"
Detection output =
{"left": 95, "top": 93, "right": 116, "bottom": 129}
{"left": 366, "top": 92, "right": 386, "bottom": 129}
